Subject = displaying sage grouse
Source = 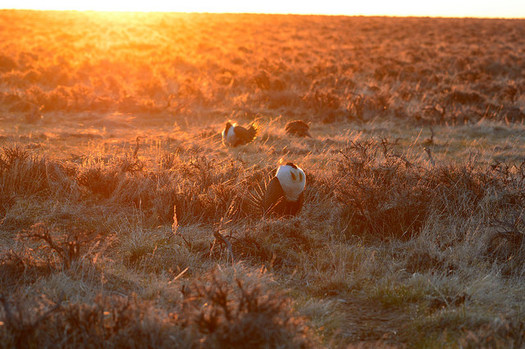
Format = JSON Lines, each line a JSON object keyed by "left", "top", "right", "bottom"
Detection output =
{"left": 263, "top": 162, "right": 306, "bottom": 217}
{"left": 285, "top": 120, "right": 311, "bottom": 137}
{"left": 222, "top": 121, "right": 257, "bottom": 147}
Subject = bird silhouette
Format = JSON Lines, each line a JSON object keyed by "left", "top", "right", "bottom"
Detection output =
{"left": 285, "top": 120, "right": 311, "bottom": 138}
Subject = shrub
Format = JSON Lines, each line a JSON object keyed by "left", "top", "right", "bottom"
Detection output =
{"left": 335, "top": 140, "right": 432, "bottom": 240}
{"left": 18, "top": 222, "right": 100, "bottom": 270}
{"left": 181, "top": 270, "right": 314, "bottom": 348}
{"left": 0, "top": 54, "right": 17, "bottom": 72}
{"left": 302, "top": 90, "right": 341, "bottom": 114}
{"left": 77, "top": 166, "right": 122, "bottom": 198}
{"left": 0, "top": 295, "right": 184, "bottom": 348}
{"left": 0, "top": 146, "right": 75, "bottom": 198}
{"left": 0, "top": 295, "right": 61, "bottom": 348}
{"left": 335, "top": 140, "right": 494, "bottom": 240}
{"left": 0, "top": 272, "right": 316, "bottom": 348}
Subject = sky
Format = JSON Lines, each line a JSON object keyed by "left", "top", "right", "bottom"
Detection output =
{"left": 1, "top": 0, "right": 525, "bottom": 18}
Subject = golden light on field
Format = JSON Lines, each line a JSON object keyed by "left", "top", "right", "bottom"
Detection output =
{"left": 2, "top": 0, "right": 525, "bottom": 18}
{"left": 1, "top": 0, "right": 525, "bottom": 344}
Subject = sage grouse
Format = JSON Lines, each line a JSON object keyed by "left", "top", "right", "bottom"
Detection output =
{"left": 263, "top": 162, "right": 306, "bottom": 217}
{"left": 285, "top": 120, "right": 311, "bottom": 138}
{"left": 222, "top": 121, "right": 257, "bottom": 147}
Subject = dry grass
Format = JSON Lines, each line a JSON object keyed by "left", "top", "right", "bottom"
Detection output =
{"left": 0, "top": 11, "right": 525, "bottom": 348}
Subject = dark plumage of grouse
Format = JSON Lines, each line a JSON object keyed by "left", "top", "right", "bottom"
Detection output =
{"left": 285, "top": 120, "right": 311, "bottom": 138}
{"left": 262, "top": 162, "right": 306, "bottom": 217}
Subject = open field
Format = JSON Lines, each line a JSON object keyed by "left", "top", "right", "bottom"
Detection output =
{"left": 1, "top": 10, "right": 525, "bottom": 347}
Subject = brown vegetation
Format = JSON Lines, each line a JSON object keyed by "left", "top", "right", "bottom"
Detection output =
{"left": 0, "top": 10, "right": 524, "bottom": 348}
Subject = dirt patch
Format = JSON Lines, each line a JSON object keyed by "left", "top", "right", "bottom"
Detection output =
{"left": 340, "top": 297, "right": 411, "bottom": 348}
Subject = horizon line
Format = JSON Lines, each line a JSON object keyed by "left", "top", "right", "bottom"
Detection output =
{"left": 1, "top": 8, "right": 524, "bottom": 20}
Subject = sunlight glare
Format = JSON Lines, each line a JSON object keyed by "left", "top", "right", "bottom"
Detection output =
{"left": 2, "top": 0, "right": 525, "bottom": 18}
